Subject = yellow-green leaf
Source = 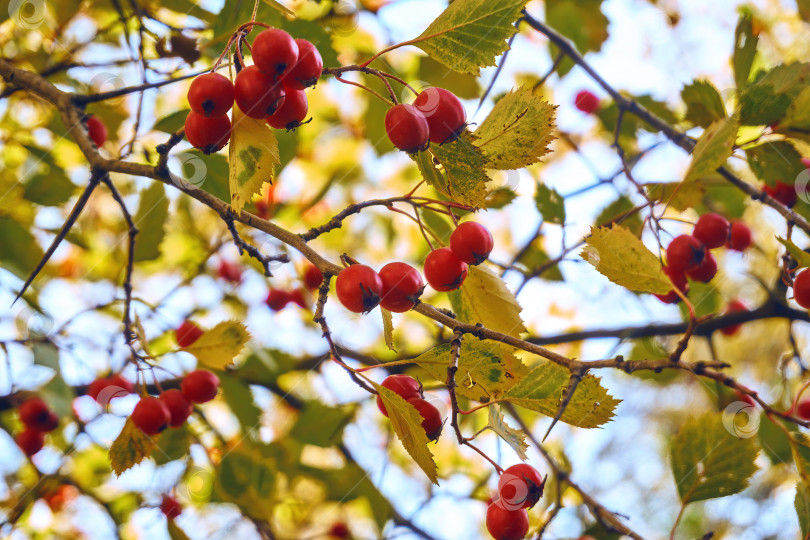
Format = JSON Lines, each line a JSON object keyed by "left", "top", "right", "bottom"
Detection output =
{"left": 777, "top": 236, "right": 810, "bottom": 269}
{"left": 474, "top": 87, "right": 556, "bottom": 170}
{"left": 181, "top": 320, "right": 251, "bottom": 369}
{"left": 733, "top": 13, "right": 758, "bottom": 90}
{"left": 486, "top": 405, "right": 528, "bottom": 461}
{"left": 133, "top": 182, "right": 169, "bottom": 262}
{"left": 781, "top": 87, "right": 810, "bottom": 131}
{"left": 684, "top": 117, "right": 738, "bottom": 183}
{"left": 168, "top": 521, "right": 192, "bottom": 540}
{"left": 448, "top": 265, "right": 526, "bottom": 338}
{"left": 381, "top": 308, "right": 396, "bottom": 352}
{"left": 581, "top": 225, "right": 671, "bottom": 295}
{"left": 645, "top": 181, "right": 706, "bottom": 212}
{"left": 109, "top": 419, "right": 157, "bottom": 476}
{"left": 260, "top": 0, "right": 294, "bottom": 18}
{"left": 681, "top": 79, "right": 727, "bottom": 128}
{"left": 797, "top": 481, "right": 810, "bottom": 538}
{"left": 229, "top": 107, "right": 279, "bottom": 213}
{"left": 413, "top": 150, "right": 450, "bottom": 197}
{"left": 430, "top": 131, "right": 491, "bottom": 208}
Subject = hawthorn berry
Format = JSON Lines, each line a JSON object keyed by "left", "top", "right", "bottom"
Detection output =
{"left": 794, "top": 269, "right": 810, "bottom": 309}
{"left": 720, "top": 299, "right": 748, "bottom": 336}
{"left": 376, "top": 374, "right": 422, "bottom": 417}
{"left": 666, "top": 235, "right": 705, "bottom": 272}
{"left": 498, "top": 464, "right": 544, "bottom": 510}
{"left": 234, "top": 65, "right": 286, "bottom": 119}
{"left": 413, "top": 87, "right": 466, "bottom": 144}
{"left": 252, "top": 29, "right": 299, "bottom": 81}
{"left": 384, "top": 104, "right": 429, "bottom": 153}
{"left": 131, "top": 396, "right": 171, "bottom": 435}
{"left": 266, "top": 88, "right": 308, "bottom": 130}
{"left": 188, "top": 72, "right": 234, "bottom": 117}
{"left": 407, "top": 397, "right": 443, "bottom": 440}
{"left": 764, "top": 181, "right": 798, "bottom": 208}
{"left": 217, "top": 259, "right": 242, "bottom": 283}
{"left": 302, "top": 263, "right": 323, "bottom": 290}
{"left": 288, "top": 288, "right": 309, "bottom": 309}
{"left": 87, "top": 374, "right": 134, "bottom": 405}
{"left": 424, "top": 247, "right": 468, "bottom": 292}
{"left": 686, "top": 250, "right": 717, "bottom": 283}
{"left": 654, "top": 265, "right": 688, "bottom": 304}
{"left": 266, "top": 288, "right": 291, "bottom": 311}
{"left": 574, "top": 90, "right": 600, "bottom": 114}
{"left": 450, "top": 221, "right": 494, "bottom": 265}
{"left": 181, "top": 369, "right": 220, "bottom": 403}
{"left": 328, "top": 522, "right": 350, "bottom": 538}
{"left": 19, "top": 397, "right": 51, "bottom": 430}
{"left": 175, "top": 321, "right": 204, "bottom": 347}
{"left": 335, "top": 264, "right": 384, "bottom": 313}
{"left": 185, "top": 111, "right": 231, "bottom": 154}
{"left": 44, "top": 485, "right": 78, "bottom": 512}
{"left": 283, "top": 39, "right": 323, "bottom": 90}
{"left": 485, "top": 502, "right": 529, "bottom": 540}
{"left": 692, "top": 213, "right": 730, "bottom": 249}
{"left": 160, "top": 494, "right": 183, "bottom": 520}
{"left": 797, "top": 397, "right": 810, "bottom": 420}
{"left": 379, "top": 262, "right": 424, "bottom": 313}
{"left": 727, "top": 221, "right": 752, "bottom": 252}
{"left": 16, "top": 428, "right": 45, "bottom": 456}
{"left": 159, "top": 389, "right": 193, "bottom": 428}
{"left": 86, "top": 115, "right": 107, "bottom": 147}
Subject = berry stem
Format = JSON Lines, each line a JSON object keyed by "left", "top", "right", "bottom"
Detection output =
{"left": 333, "top": 75, "right": 393, "bottom": 106}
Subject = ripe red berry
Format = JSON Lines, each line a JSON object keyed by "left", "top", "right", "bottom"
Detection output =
{"left": 794, "top": 269, "right": 810, "bottom": 309}
{"left": 234, "top": 65, "right": 286, "bottom": 119}
{"left": 498, "top": 464, "right": 544, "bottom": 510}
{"left": 283, "top": 39, "right": 323, "bottom": 90}
{"left": 252, "top": 29, "right": 299, "bottom": 81}
{"left": 19, "top": 397, "right": 51, "bottom": 430}
{"left": 424, "top": 247, "right": 468, "bottom": 292}
{"left": 87, "top": 374, "right": 133, "bottom": 404}
{"left": 574, "top": 90, "right": 600, "bottom": 114}
{"left": 266, "top": 88, "right": 308, "bottom": 130}
{"left": 217, "top": 259, "right": 242, "bottom": 283}
{"left": 379, "top": 262, "right": 424, "bottom": 313}
{"left": 376, "top": 374, "right": 422, "bottom": 417}
{"left": 764, "top": 181, "right": 798, "bottom": 208}
{"left": 720, "top": 299, "right": 748, "bottom": 336}
{"left": 693, "top": 213, "right": 730, "bottom": 249}
{"left": 654, "top": 265, "right": 688, "bottom": 304}
{"left": 188, "top": 72, "right": 234, "bottom": 117}
{"left": 686, "top": 250, "right": 717, "bottom": 282}
{"left": 485, "top": 503, "right": 529, "bottom": 540}
{"left": 335, "top": 264, "right": 384, "bottom": 313}
{"left": 181, "top": 369, "right": 220, "bottom": 403}
{"left": 16, "top": 427, "right": 45, "bottom": 456}
{"left": 175, "top": 321, "right": 204, "bottom": 347}
{"left": 131, "top": 396, "right": 171, "bottom": 436}
{"left": 406, "top": 397, "right": 443, "bottom": 440}
{"left": 666, "top": 235, "right": 705, "bottom": 272}
{"left": 185, "top": 111, "right": 231, "bottom": 154}
{"left": 413, "top": 87, "right": 466, "bottom": 144}
{"left": 160, "top": 494, "right": 183, "bottom": 520}
{"left": 328, "top": 522, "right": 350, "bottom": 539}
{"left": 797, "top": 397, "right": 810, "bottom": 420}
{"left": 302, "top": 263, "right": 323, "bottom": 290}
{"left": 727, "top": 221, "right": 752, "bottom": 251}
{"left": 385, "top": 104, "right": 429, "bottom": 153}
{"left": 288, "top": 288, "right": 309, "bottom": 309}
{"left": 108, "top": 374, "right": 134, "bottom": 394}
{"left": 159, "top": 389, "right": 193, "bottom": 428}
{"left": 266, "top": 288, "right": 291, "bottom": 311}
{"left": 86, "top": 115, "right": 107, "bottom": 147}
{"left": 450, "top": 222, "right": 494, "bottom": 265}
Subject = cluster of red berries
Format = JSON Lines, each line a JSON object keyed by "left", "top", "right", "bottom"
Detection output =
{"left": 130, "top": 369, "right": 220, "bottom": 435}
{"left": 384, "top": 87, "right": 466, "bottom": 152}
{"left": 185, "top": 28, "right": 323, "bottom": 153}
{"left": 655, "top": 213, "right": 752, "bottom": 304}
{"left": 376, "top": 375, "right": 443, "bottom": 440}
{"left": 266, "top": 264, "right": 322, "bottom": 311}
{"left": 486, "top": 463, "right": 545, "bottom": 540}
{"left": 14, "top": 397, "right": 60, "bottom": 456}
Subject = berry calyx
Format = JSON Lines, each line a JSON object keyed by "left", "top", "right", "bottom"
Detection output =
{"left": 131, "top": 396, "right": 171, "bottom": 435}
{"left": 686, "top": 250, "right": 717, "bottom": 282}
{"left": 692, "top": 213, "right": 730, "bottom": 249}
{"left": 376, "top": 374, "right": 422, "bottom": 417}
{"left": 283, "top": 39, "right": 323, "bottom": 90}
{"left": 266, "top": 288, "right": 291, "bottom": 311}
{"left": 654, "top": 265, "right": 688, "bottom": 304}
{"left": 424, "top": 247, "right": 468, "bottom": 292}
{"left": 666, "top": 235, "right": 706, "bottom": 272}
{"left": 384, "top": 104, "right": 429, "bottom": 153}
{"left": 720, "top": 299, "right": 748, "bottom": 336}
{"left": 450, "top": 221, "right": 494, "bottom": 265}
{"left": 485, "top": 503, "right": 529, "bottom": 540}
{"left": 181, "top": 369, "right": 220, "bottom": 403}
{"left": 184, "top": 111, "right": 231, "bottom": 154}
{"left": 266, "top": 88, "right": 308, "bottom": 130}
{"left": 413, "top": 87, "right": 466, "bottom": 144}
{"left": 19, "top": 397, "right": 51, "bottom": 430}
{"left": 217, "top": 259, "right": 242, "bottom": 283}
{"left": 302, "top": 263, "right": 323, "bottom": 290}
{"left": 187, "top": 72, "right": 234, "bottom": 117}
{"left": 727, "top": 221, "right": 752, "bottom": 251}
{"left": 175, "top": 321, "right": 204, "bottom": 348}
{"left": 159, "top": 389, "right": 193, "bottom": 428}
{"left": 335, "top": 264, "right": 384, "bottom": 313}
{"left": 574, "top": 90, "right": 600, "bottom": 114}
{"left": 252, "top": 29, "right": 299, "bottom": 81}
{"left": 764, "top": 181, "right": 798, "bottom": 208}
{"left": 794, "top": 269, "right": 810, "bottom": 309}
{"left": 16, "top": 427, "right": 45, "bottom": 456}
{"left": 328, "top": 522, "right": 350, "bottom": 538}
{"left": 86, "top": 115, "right": 107, "bottom": 147}
{"left": 379, "top": 262, "right": 424, "bottom": 313}
{"left": 498, "top": 464, "right": 544, "bottom": 510}
{"left": 406, "top": 397, "right": 443, "bottom": 440}
{"left": 160, "top": 494, "right": 183, "bottom": 520}
{"left": 234, "top": 65, "right": 286, "bottom": 119}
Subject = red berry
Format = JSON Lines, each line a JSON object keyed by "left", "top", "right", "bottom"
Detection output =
{"left": 686, "top": 250, "right": 717, "bottom": 282}
{"left": 175, "top": 321, "right": 204, "bottom": 347}
{"left": 234, "top": 65, "right": 286, "bottom": 119}
{"left": 798, "top": 397, "right": 810, "bottom": 420}
{"left": 406, "top": 397, "right": 443, "bottom": 440}
{"left": 87, "top": 378, "right": 110, "bottom": 401}
{"left": 217, "top": 259, "right": 242, "bottom": 283}
{"left": 88, "top": 374, "right": 133, "bottom": 404}
{"left": 40, "top": 412, "right": 59, "bottom": 432}
{"left": 86, "top": 115, "right": 107, "bottom": 147}
{"left": 335, "top": 264, "right": 384, "bottom": 313}
{"left": 574, "top": 90, "right": 600, "bottom": 114}
{"left": 802, "top": 157, "right": 810, "bottom": 169}
{"left": 328, "top": 522, "right": 350, "bottom": 538}
{"left": 764, "top": 181, "right": 798, "bottom": 207}
{"left": 485, "top": 503, "right": 529, "bottom": 540}
{"left": 16, "top": 428, "right": 45, "bottom": 456}
{"left": 181, "top": 369, "right": 220, "bottom": 403}
{"left": 108, "top": 374, "right": 134, "bottom": 394}
{"left": 185, "top": 111, "right": 231, "bottom": 154}
{"left": 160, "top": 494, "right": 183, "bottom": 520}
{"left": 794, "top": 269, "right": 810, "bottom": 309}
{"left": 131, "top": 396, "right": 171, "bottom": 436}
{"left": 376, "top": 374, "right": 422, "bottom": 417}
{"left": 252, "top": 29, "right": 299, "bottom": 81}
{"left": 666, "top": 235, "right": 705, "bottom": 272}
{"left": 379, "top": 262, "right": 424, "bottom": 313}
{"left": 159, "top": 389, "right": 193, "bottom": 428}
{"left": 266, "top": 88, "right": 308, "bottom": 130}
{"left": 720, "top": 299, "right": 748, "bottom": 336}
{"left": 413, "top": 87, "right": 466, "bottom": 144}
{"left": 19, "top": 397, "right": 51, "bottom": 431}
{"left": 283, "top": 39, "right": 323, "bottom": 90}
{"left": 266, "top": 288, "right": 291, "bottom": 311}
{"left": 302, "top": 263, "right": 323, "bottom": 290}
{"left": 288, "top": 288, "right": 309, "bottom": 309}
{"left": 188, "top": 72, "right": 234, "bottom": 117}
{"left": 654, "top": 265, "right": 689, "bottom": 304}
{"left": 727, "top": 221, "right": 752, "bottom": 251}
{"left": 424, "top": 248, "right": 468, "bottom": 292}
{"left": 385, "top": 104, "right": 429, "bottom": 153}
{"left": 693, "top": 213, "right": 730, "bottom": 249}
{"left": 450, "top": 221, "right": 494, "bottom": 265}
{"left": 498, "top": 464, "right": 544, "bottom": 510}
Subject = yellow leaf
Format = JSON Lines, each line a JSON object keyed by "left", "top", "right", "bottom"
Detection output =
{"left": 181, "top": 320, "right": 251, "bottom": 369}
{"left": 684, "top": 116, "right": 738, "bottom": 183}
{"left": 109, "top": 419, "right": 156, "bottom": 476}
{"left": 260, "top": 0, "right": 295, "bottom": 18}
{"left": 486, "top": 404, "right": 528, "bottom": 460}
{"left": 430, "top": 131, "right": 491, "bottom": 208}
{"left": 229, "top": 107, "right": 280, "bottom": 213}
{"left": 448, "top": 265, "right": 526, "bottom": 338}
{"left": 381, "top": 308, "right": 396, "bottom": 352}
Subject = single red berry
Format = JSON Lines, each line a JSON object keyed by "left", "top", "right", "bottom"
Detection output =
{"left": 727, "top": 221, "right": 753, "bottom": 251}
{"left": 87, "top": 378, "right": 110, "bottom": 401}
{"left": 693, "top": 213, "right": 730, "bottom": 249}
{"left": 108, "top": 374, "right": 134, "bottom": 394}
{"left": 335, "top": 264, "right": 384, "bottom": 313}
{"left": 19, "top": 397, "right": 52, "bottom": 431}
{"left": 86, "top": 115, "right": 107, "bottom": 147}
{"left": 666, "top": 235, "right": 705, "bottom": 272}
{"left": 450, "top": 222, "right": 494, "bottom": 265}
{"left": 16, "top": 428, "right": 45, "bottom": 456}
{"left": 44, "top": 485, "right": 78, "bottom": 512}
{"left": 802, "top": 157, "right": 810, "bottom": 169}
{"left": 188, "top": 72, "right": 235, "bottom": 117}
{"left": 185, "top": 111, "right": 231, "bottom": 154}
{"left": 498, "top": 464, "right": 545, "bottom": 510}
{"left": 794, "top": 269, "right": 810, "bottom": 309}
{"left": 406, "top": 397, "right": 443, "bottom": 440}
{"left": 234, "top": 65, "right": 286, "bottom": 119}
{"left": 160, "top": 494, "right": 183, "bottom": 520}
{"left": 39, "top": 412, "right": 59, "bottom": 432}
{"left": 379, "top": 262, "right": 424, "bottom": 313}
{"left": 413, "top": 87, "right": 466, "bottom": 144}
{"left": 217, "top": 259, "right": 242, "bottom": 283}
{"left": 797, "top": 397, "right": 810, "bottom": 420}
{"left": 175, "top": 321, "right": 204, "bottom": 347}
{"left": 266, "top": 288, "right": 291, "bottom": 311}
{"left": 159, "top": 389, "right": 193, "bottom": 428}
{"left": 485, "top": 503, "right": 529, "bottom": 540}
{"left": 764, "top": 181, "right": 797, "bottom": 208}
{"left": 283, "top": 39, "right": 323, "bottom": 90}
{"left": 302, "top": 263, "right": 323, "bottom": 290}
{"left": 328, "top": 522, "right": 350, "bottom": 539}
{"left": 574, "top": 90, "right": 600, "bottom": 114}
{"left": 181, "top": 369, "right": 220, "bottom": 403}
{"left": 654, "top": 265, "right": 689, "bottom": 304}
{"left": 720, "top": 299, "right": 748, "bottom": 336}
{"left": 131, "top": 396, "right": 171, "bottom": 436}
{"left": 424, "top": 247, "right": 468, "bottom": 292}
{"left": 385, "top": 104, "right": 429, "bottom": 153}
{"left": 88, "top": 374, "right": 132, "bottom": 404}
{"left": 288, "top": 288, "right": 309, "bottom": 309}
{"left": 266, "top": 88, "right": 308, "bottom": 130}
{"left": 252, "top": 29, "right": 299, "bottom": 81}
{"left": 686, "top": 250, "right": 717, "bottom": 282}
{"left": 376, "top": 374, "right": 422, "bottom": 417}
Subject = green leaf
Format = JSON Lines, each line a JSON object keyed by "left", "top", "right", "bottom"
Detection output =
{"left": 684, "top": 117, "right": 738, "bottom": 183}
{"left": 797, "top": 482, "right": 810, "bottom": 539}
{"left": 581, "top": 225, "right": 671, "bottom": 295}
{"left": 504, "top": 361, "right": 620, "bottom": 428}
{"left": 153, "top": 425, "right": 192, "bottom": 465}
{"left": 739, "top": 63, "right": 810, "bottom": 126}
{"left": 781, "top": 86, "right": 810, "bottom": 131}
{"left": 430, "top": 130, "right": 491, "bottom": 208}
{"left": 413, "top": 150, "right": 449, "bottom": 197}
{"left": 790, "top": 432, "right": 810, "bottom": 483}
{"left": 40, "top": 374, "right": 75, "bottom": 418}
{"left": 670, "top": 412, "right": 758, "bottom": 504}
{"left": 418, "top": 57, "right": 480, "bottom": 99}
{"left": 187, "top": 151, "right": 230, "bottom": 203}
{"left": 415, "top": 0, "right": 527, "bottom": 75}
{"left": 260, "top": 0, "right": 294, "bottom": 18}
{"left": 746, "top": 141, "right": 805, "bottom": 187}
{"left": 229, "top": 106, "right": 279, "bottom": 213}
{"left": 215, "top": 445, "right": 275, "bottom": 519}
{"left": 381, "top": 308, "right": 396, "bottom": 352}
{"left": 219, "top": 373, "right": 262, "bottom": 432}
{"left": 486, "top": 405, "right": 528, "bottom": 460}
{"left": 153, "top": 109, "right": 189, "bottom": 133}
{"left": 733, "top": 14, "right": 758, "bottom": 90}
{"left": 474, "top": 87, "right": 556, "bottom": 170}
{"left": 290, "top": 401, "right": 353, "bottom": 447}
{"left": 23, "top": 169, "right": 76, "bottom": 207}
{"left": 645, "top": 181, "right": 706, "bottom": 213}
{"left": 109, "top": 419, "right": 157, "bottom": 476}
{"left": 168, "top": 521, "right": 192, "bottom": 540}
{"left": 517, "top": 238, "right": 564, "bottom": 281}
{"left": 594, "top": 195, "right": 642, "bottom": 234}
{"left": 777, "top": 236, "right": 810, "bottom": 269}
{"left": 546, "top": 0, "right": 608, "bottom": 75}
{"left": 133, "top": 182, "right": 169, "bottom": 262}
{"left": 181, "top": 320, "right": 251, "bottom": 369}
{"left": 799, "top": 0, "right": 810, "bottom": 23}
{"left": 533, "top": 183, "right": 565, "bottom": 225}
{"left": 448, "top": 265, "right": 526, "bottom": 338}
{"left": 681, "top": 80, "right": 727, "bottom": 128}
{"left": 0, "top": 216, "right": 44, "bottom": 280}
{"left": 758, "top": 414, "right": 795, "bottom": 465}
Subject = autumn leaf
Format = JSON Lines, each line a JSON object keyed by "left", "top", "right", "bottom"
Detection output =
{"left": 229, "top": 106, "right": 280, "bottom": 213}
{"left": 181, "top": 320, "right": 251, "bottom": 369}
